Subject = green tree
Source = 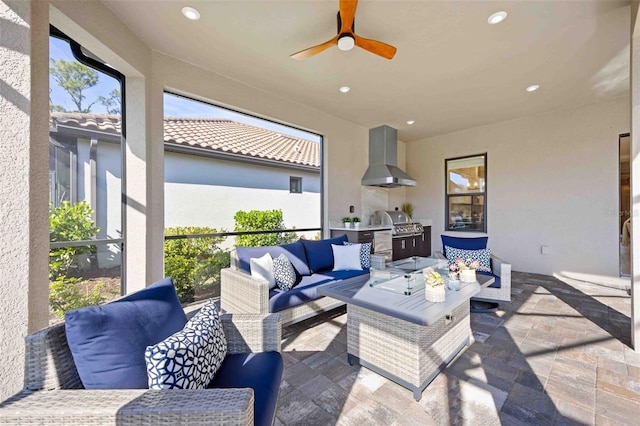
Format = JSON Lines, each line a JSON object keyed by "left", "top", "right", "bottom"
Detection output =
{"left": 234, "top": 209, "right": 298, "bottom": 247}
{"left": 50, "top": 59, "right": 99, "bottom": 112}
{"left": 49, "top": 88, "right": 66, "bottom": 112}
{"left": 99, "top": 88, "right": 121, "bottom": 115}
{"left": 164, "top": 227, "right": 230, "bottom": 303}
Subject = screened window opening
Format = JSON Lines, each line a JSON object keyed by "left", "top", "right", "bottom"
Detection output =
{"left": 48, "top": 27, "right": 125, "bottom": 323}
{"left": 163, "top": 92, "right": 323, "bottom": 304}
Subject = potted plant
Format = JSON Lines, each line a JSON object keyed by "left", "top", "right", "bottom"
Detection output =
{"left": 342, "top": 217, "right": 352, "bottom": 228}
{"left": 352, "top": 216, "right": 361, "bottom": 228}
{"left": 401, "top": 202, "right": 415, "bottom": 220}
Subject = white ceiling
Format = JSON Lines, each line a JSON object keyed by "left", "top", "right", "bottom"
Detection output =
{"left": 102, "top": 0, "right": 631, "bottom": 142}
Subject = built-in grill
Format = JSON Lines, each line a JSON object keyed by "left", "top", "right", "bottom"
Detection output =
{"left": 371, "top": 210, "right": 424, "bottom": 238}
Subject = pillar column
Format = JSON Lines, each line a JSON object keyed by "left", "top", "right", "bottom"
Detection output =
{"left": 0, "top": 0, "right": 50, "bottom": 400}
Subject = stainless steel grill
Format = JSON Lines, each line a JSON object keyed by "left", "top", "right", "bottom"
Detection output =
{"left": 371, "top": 210, "right": 424, "bottom": 237}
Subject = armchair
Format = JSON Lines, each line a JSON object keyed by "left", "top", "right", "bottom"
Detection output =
{"left": 437, "top": 235, "right": 511, "bottom": 303}
{"left": 0, "top": 312, "right": 281, "bottom": 425}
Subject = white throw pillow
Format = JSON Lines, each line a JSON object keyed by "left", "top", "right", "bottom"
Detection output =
{"left": 250, "top": 253, "right": 276, "bottom": 289}
{"left": 332, "top": 244, "right": 363, "bottom": 271}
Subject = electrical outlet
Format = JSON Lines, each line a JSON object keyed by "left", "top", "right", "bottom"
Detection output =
{"left": 541, "top": 245, "right": 549, "bottom": 255}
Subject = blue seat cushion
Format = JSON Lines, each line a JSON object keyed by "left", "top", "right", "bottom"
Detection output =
{"left": 65, "top": 278, "right": 188, "bottom": 389}
{"left": 269, "top": 269, "right": 368, "bottom": 313}
{"left": 477, "top": 270, "right": 501, "bottom": 288}
{"left": 441, "top": 235, "right": 488, "bottom": 257}
{"left": 208, "top": 352, "right": 283, "bottom": 426}
{"left": 300, "top": 234, "right": 348, "bottom": 273}
{"left": 237, "top": 241, "right": 310, "bottom": 276}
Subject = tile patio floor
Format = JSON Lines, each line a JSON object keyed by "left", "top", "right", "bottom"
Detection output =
{"left": 275, "top": 272, "right": 640, "bottom": 425}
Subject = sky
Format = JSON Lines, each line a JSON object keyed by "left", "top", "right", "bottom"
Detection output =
{"left": 49, "top": 36, "right": 320, "bottom": 143}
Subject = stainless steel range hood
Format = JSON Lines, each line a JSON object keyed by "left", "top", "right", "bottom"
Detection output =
{"left": 361, "top": 125, "right": 416, "bottom": 188}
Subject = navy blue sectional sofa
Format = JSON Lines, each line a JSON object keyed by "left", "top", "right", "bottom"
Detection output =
{"left": 221, "top": 235, "right": 371, "bottom": 326}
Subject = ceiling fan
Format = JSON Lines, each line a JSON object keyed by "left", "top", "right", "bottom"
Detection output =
{"left": 290, "top": 0, "right": 397, "bottom": 60}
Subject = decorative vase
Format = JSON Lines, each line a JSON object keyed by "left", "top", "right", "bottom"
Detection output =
{"left": 446, "top": 279, "right": 461, "bottom": 291}
{"left": 423, "top": 269, "right": 445, "bottom": 302}
{"left": 425, "top": 284, "right": 446, "bottom": 302}
{"left": 459, "top": 269, "right": 476, "bottom": 283}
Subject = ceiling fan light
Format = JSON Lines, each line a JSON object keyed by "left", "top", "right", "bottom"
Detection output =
{"left": 337, "top": 35, "right": 355, "bottom": 51}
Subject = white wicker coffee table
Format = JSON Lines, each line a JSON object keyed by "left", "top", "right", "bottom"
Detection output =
{"left": 318, "top": 266, "right": 493, "bottom": 401}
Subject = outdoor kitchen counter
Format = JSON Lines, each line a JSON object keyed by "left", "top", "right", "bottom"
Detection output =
{"left": 329, "top": 225, "right": 392, "bottom": 231}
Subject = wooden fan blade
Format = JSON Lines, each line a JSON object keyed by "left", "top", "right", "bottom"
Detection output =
{"left": 290, "top": 35, "right": 339, "bottom": 60}
{"left": 339, "top": 0, "right": 358, "bottom": 33}
{"left": 354, "top": 34, "right": 397, "bottom": 60}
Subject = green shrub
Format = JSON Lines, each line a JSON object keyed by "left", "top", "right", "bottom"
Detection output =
{"left": 49, "top": 201, "right": 99, "bottom": 279}
{"left": 49, "top": 201, "right": 102, "bottom": 317}
{"left": 234, "top": 209, "right": 298, "bottom": 247}
{"left": 50, "top": 276, "right": 104, "bottom": 318}
{"left": 164, "top": 227, "right": 230, "bottom": 303}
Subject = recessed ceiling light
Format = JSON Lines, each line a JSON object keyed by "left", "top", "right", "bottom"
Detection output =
{"left": 487, "top": 11, "right": 507, "bottom": 25}
{"left": 339, "top": 86, "right": 350, "bottom": 93}
{"left": 406, "top": 120, "right": 415, "bottom": 125}
{"left": 182, "top": 6, "right": 201, "bottom": 21}
{"left": 525, "top": 84, "right": 540, "bottom": 92}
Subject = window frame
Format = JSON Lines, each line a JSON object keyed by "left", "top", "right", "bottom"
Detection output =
{"left": 445, "top": 153, "right": 487, "bottom": 233}
{"left": 289, "top": 176, "right": 302, "bottom": 193}
{"left": 49, "top": 25, "right": 127, "bottom": 294}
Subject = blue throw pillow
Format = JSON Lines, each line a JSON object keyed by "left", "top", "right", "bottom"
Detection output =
{"left": 301, "top": 235, "right": 348, "bottom": 273}
{"left": 237, "top": 241, "right": 310, "bottom": 276}
{"left": 65, "top": 277, "right": 188, "bottom": 389}
{"left": 441, "top": 235, "right": 488, "bottom": 256}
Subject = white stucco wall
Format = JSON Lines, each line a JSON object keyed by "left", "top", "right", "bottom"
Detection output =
{"left": 164, "top": 152, "right": 320, "bottom": 241}
{"left": 0, "top": 0, "right": 50, "bottom": 401}
{"left": 75, "top": 139, "right": 122, "bottom": 267}
{"left": 406, "top": 96, "right": 629, "bottom": 277}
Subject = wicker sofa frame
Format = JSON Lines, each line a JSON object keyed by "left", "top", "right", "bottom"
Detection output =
{"left": 0, "top": 312, "right": 281, "bottom": 425}
{"left": 221, "top": 250, "right": 365, "bottom": 326}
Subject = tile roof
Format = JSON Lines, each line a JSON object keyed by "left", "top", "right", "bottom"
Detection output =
{"left": 50, "top": 112, "right": 122, "bottom": 135}
{"left": 50, "top": 112, "right": 320, "bottom": 169}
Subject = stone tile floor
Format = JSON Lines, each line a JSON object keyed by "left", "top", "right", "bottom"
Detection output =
{"left": 275, "top": 272, "right": 640, "bottom": 425}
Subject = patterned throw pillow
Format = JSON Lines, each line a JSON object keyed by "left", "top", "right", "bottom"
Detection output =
{"left": 145, "top": 300, "right": 227, "bottom": 389}
{"left": 273, "top": 253, "right": 297, "bottom": 291}
{"left": 444, "top": 246, "right": 492, "bottom": 272}
{"left": 344, "top": 241, "right": 372, "bottom": 269}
